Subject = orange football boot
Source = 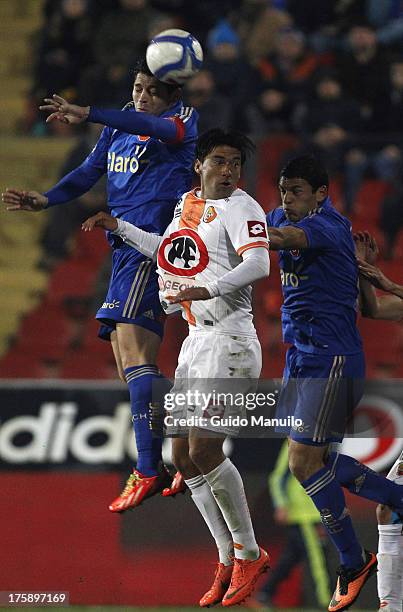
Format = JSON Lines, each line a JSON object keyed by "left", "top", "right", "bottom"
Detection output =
{"left": 162, "top": 471, "right": 187, "bottom": 497}
{"left": 328, "top": 551, "right": 377, "bottom": 611}
{"left": 222, "top": 547, "right": 270, "bottom": 607}
{"left": 109, "top": 464, "right": 172, "bottom": 513}
{"left": 199, "top": 562, "right": 233, "bottom": 607}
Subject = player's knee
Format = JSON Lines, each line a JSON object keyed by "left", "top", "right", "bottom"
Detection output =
{"left": 116, "top": 365, "right": 126, "bottom": 383}
{"left": 172, "top": 443, "right": 191, "bottom": 475}
{"left": 288, "top": 447, "right": 322, "bottom": 482}
{"left": 188, "top": 444, "right": 206, "bottom": 470}
{"left": 189, "top": 441, "right": 224, "bottom": 474}
{"left": 376, "top": 503, "right": 392, "bottom": 525}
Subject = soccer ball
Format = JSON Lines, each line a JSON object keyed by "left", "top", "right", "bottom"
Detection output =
{"left": 146, "top": 29, "right": 203, "bottom": 85}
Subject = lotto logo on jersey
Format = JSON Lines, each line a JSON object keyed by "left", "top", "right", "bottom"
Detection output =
{"left": 158, "top": 228, "right": 209, "bottom": 277}
{"left": 247, "top": 221, "right": 267, "bottom": 238}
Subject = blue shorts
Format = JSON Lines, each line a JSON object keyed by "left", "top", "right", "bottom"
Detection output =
{"left": 96, "top": 246, "right": 165, "bottom": 341}
{"left": 276, "top": 346, "right": 365, "bottom": 445}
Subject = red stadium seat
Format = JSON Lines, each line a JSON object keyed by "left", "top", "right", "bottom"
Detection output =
{"left": 353, "top": 180, "right": 390, "bottom": 224}
{"left": 0, "top": 353, "right": 55, "bottom": 378}
{"left": 71, "top": 227, "right": 110, "bottom": 263}
{"left": 46, "top": 260, "right": 99, "bottom": 302}
{"left": 60, "top": 351, "right": 116, "bottom": 379}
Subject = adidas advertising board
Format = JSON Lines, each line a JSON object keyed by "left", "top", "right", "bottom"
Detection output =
{"left": 0, "top": 381, "right": 401, "bottom": 470}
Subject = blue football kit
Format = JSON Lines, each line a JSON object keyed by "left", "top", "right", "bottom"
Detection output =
{"left": 43, "top": 100, "right": 197, "bottom": 479}
{"left": 45, "top": 101, "right": 198, "bottom": 339}
{"left": 268, "top": 197, "right": 403, "bottom": 574}
{"left": 267, "top": 197, "right": 365, "bottom": 444}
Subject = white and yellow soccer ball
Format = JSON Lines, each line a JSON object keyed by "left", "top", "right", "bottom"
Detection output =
{"left": 146, "top": 29, "right": 203, "bottom": 85}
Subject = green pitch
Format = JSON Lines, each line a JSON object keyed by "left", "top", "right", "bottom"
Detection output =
{"left": 17, "top": 608, "right": 375, "bottom": 612}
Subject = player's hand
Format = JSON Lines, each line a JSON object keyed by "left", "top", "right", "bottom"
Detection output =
{"left": 39, "top": 94, "right": 90, "bottom": 124}
{"left": 82, "top": 211, "right": 118, "bottom": 232}
{"left": 353, "top": 231, "right": 378, "bottom": 264}
{"left": 273, "top": 507, "right": 288, "bottom": 526}
{"left": 166, "top": 286, "right": 211, "bottom": 303}
{"left": 357, "top": 259, "right": 394, "bottom": 292}
{"left": 2, "top": 188, "right": 47, "bottom": 211}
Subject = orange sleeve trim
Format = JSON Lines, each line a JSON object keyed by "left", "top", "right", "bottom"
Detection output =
{"left": 237, "top": 241, "right": 270, "bottom": 256}
{"left": 182, "top": 300, "right": 196, "bottom": 326}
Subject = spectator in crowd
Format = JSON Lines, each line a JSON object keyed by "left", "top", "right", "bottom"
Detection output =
{"left": 297, "top": 70, "right": 362, "bottom": 138}
{"left": 245, "top": 82, "right": 296, "bottom": 140}
{"left": 149, "top": 0, "right": 239, "bottom": 48}
{"left": 236, "top": 0, "right": 292, "bottom": 65}
{"left": 204, "top": 19, "right": 254, "bottom": 128}
{"left": 78, "top": 12, "right": 177, "bottom": 107}
{"left": 184, "top": 70, "right": 231, "bottom": 134}
{"left": 254, "top": 27, "right": 324, "bottom": 106}
{"left": 367, "top": 0, "right": 403, "bottom": 50}
{"left": 340, "top": 58, "right": 403, "bottom": 215}
{"left": 372, "top": 56, "right": 403, "bottom": 137}
{"left": 336, "top": 23, "right": 390, "bottom": 128}
{"left": 27, "top": 0, "right": 95, "bottom": 133}
{"left": 89, "top": 0, "right": 159, "bottom": 79}
{"left": 76, "top": 0, "right": 164, "bottom": 108}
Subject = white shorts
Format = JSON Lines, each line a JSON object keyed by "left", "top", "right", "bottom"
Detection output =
{"left": 165, "top": 331, "right": 262, "bottom": 436}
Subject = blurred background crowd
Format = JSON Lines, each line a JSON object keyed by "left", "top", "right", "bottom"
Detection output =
{"left": 1, "top": 0, "right": 402, "bottom": 381}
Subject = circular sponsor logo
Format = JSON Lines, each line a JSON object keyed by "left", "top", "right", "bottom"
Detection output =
{"left": 158, "top": 228, "right": 209, "bottom": 277}
{"left": 341, "top": 395, "right": 403, "bottom": 471}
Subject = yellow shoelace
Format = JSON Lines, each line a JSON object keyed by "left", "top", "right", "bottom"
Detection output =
{"left": 121, "top": 472, "right": 141, "bottom": 497}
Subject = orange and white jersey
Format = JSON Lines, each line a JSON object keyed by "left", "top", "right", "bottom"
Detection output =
{"left": 157, "top": 188, "right": 269, "bottom": 336}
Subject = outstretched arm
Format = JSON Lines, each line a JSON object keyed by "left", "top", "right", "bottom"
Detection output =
{"left": 267, "top": 226, "right": 308, "bottom": 250}
{"left": 2, "top": 188, "right": 48, "bottom": 211}
{"left": 82, "top": 212, "right": 162, "bottom": 260}
{"left": 40, "top": 95, "right": 180, "bottom": 142}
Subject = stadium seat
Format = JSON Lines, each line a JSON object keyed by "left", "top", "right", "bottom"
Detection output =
{"left": 0, "top": 352, "right": 52, "bottom": 378}
{"left": 60, "top": 351, "right": 116, "bottom": 379}
{"left": 353, "top": 179, "right": 390, "bottom": 224}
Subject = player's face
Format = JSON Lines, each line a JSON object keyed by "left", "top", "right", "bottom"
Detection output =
{"left": 195, "top": 145, "right": 242, "bottom": 200}
{"left": 278, "top": 177, "right": 326, "bottom": 222}
{"left": 132, "top": 73, "right": 173, "bottom": 115}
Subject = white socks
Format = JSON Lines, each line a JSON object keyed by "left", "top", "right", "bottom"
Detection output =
{"left": 203, "top": 458, "right": 259, "bottom": 561}
{"left": 377, "top": 523, "right": 403, "bottom": 612}
{"left": 185, "top": 474, "right": 233, "bottom": 565}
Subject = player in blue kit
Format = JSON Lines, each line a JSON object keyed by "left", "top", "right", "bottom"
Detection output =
{"left": 2, "top": 58, "right": 198, "bottom": 512}
{"left": 266, "top": 156, "right": 403, "bottom": 612}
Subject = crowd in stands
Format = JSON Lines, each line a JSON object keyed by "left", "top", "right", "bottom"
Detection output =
{"left": 23, "top": 0, "right": 403, "bottom": 259}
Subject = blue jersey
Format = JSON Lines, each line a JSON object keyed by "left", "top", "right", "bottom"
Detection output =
{"left": 45, "top": 101, "right": 198, "bottom": 248}
{"left": 267, "top": 197, "right": 362, "bottom": 355}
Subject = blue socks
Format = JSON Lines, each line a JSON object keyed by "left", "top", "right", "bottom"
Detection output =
{"left": 330, "top": 452, "right": 403, "bottom": 511}
{"left": 302, "top": 451, "right": 403, "bottom": 569}
{"left": 124, "top": 364, "right": 164, "bottom": 477}
{"left": 302, "top": 463, "right": 364, "bottom": 569}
